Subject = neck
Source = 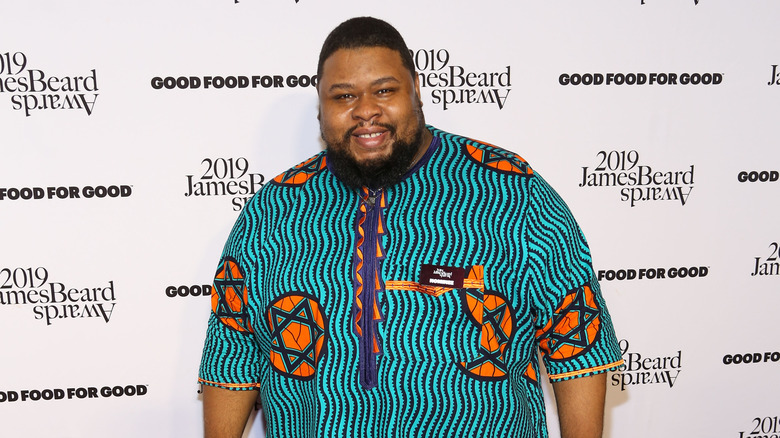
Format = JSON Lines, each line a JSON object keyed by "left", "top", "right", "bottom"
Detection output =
{"left": 408, "top": 128, "right": 434, "bottom": 171}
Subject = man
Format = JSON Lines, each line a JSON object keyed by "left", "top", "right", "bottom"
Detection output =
{"left": 200, "top": 16, "right": 623, "bottom": 438}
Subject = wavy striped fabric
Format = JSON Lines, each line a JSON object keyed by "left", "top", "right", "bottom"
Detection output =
{"left": 199, "top": 126, "right": 623, "bottom": 438}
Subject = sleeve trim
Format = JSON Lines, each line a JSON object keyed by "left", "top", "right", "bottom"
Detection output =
{"left": 198, "top": 378, "right": 260, "bottom": 390}
{"left": 548, "top": 360, "right": 624, "bottom": 381}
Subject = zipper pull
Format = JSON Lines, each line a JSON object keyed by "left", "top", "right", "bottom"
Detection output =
{"left": 363, "top": 188, "right": 380, "bottom": 208}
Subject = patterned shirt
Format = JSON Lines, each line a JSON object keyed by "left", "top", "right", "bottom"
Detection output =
{"left": 199, "top": 126, "right": 623, "bottom": 438}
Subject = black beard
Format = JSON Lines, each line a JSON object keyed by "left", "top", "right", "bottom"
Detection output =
{"left": 325, "top": 122, "right": 424, "bottom": 190}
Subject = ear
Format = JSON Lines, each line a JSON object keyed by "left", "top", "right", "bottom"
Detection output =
{"left": 414, "top": 73, "right": 423, "bottom": 107}
{"left": 316, "top": 79, "right": 324, "bottom": 121}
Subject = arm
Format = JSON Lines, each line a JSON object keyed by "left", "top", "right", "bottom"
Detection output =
{"left": 203, "top": 385, "right": 259, "bottom": 438}
{"left": 551, "top": 373, "right": 607, "bottom": 438}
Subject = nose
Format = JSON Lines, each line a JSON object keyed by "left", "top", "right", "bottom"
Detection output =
{"left": 351, "top": 95, "right": 381, "bottom": 124}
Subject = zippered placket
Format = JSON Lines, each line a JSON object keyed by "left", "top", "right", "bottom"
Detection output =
{"left": 354, "top": 187, "right": 386, "bottom": 390}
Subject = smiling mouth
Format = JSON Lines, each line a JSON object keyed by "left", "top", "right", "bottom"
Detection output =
{"left": 356, "top": 132, "right": 384, "bottom": 139}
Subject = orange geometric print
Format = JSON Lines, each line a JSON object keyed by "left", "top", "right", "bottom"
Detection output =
{"left": 272, "top": 155, "right": 327, "bottom": 186}
{"left": 466, "top": 265, "right": 484, "bottom": 281}
{"left": 266, "top": 293, "right": 327, "bottom": 380}
{"left": 460, "top": 360, "right": 504, "bottom": 379}
{"left": 458, "top": 275, "right": 514, "bottom": 380}
{"left": 523, "top": 362, "right": 537, "bottom": 382}
{"left": 536, "top": 285, "right": 601, "bottom": 360}
{"left": 212, "top": 259, "right": 252, "bottom": 333}
{"left": 465, "top": 142, "right": 533, "bottom": 176}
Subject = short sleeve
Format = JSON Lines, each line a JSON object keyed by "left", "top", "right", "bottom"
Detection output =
{"left": 525, "top": 173, "right": 623, "bottom": 382}
{"left": 199, "top": 203, "right": 262, "bottom": 390}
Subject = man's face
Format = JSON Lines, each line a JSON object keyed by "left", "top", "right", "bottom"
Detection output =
{"left": 318, "top": 46, "right": 429, "bottom": 188}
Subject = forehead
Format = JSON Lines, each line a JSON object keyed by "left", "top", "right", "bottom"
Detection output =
{"left": 319, "top": 47, "right": 411, "bottom": 88}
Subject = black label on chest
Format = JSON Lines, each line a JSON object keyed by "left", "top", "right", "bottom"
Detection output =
{"left": 419, "top": 264, "right": 465, "bottom": 288}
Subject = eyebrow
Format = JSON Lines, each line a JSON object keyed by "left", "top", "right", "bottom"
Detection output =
{"left": 327, "top": 76, "right": 401, "bottom": 93}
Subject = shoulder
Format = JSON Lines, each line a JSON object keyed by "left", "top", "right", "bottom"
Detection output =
{"left": 268, "top": 151, "right": 328, "bottom": 188}
{"left": 429, "top": 126, "right": 534, "bottom": 177}
{"left": 239, "top": 151, "right": 328, "bottom": 217}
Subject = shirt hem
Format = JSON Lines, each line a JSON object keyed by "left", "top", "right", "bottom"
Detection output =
{"left": 198, "top": 378, "right": 260, "bottom": 390}
{"left": 548, "top": 359, "right": 624, "bottom": 381}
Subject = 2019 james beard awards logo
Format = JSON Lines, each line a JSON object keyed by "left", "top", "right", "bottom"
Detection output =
{"left": 0, "top": 51, "right": 99, "bottom": 117}
{"left": 411, "top": 48, "right": 511, "bottom": 111}
{"left": 185, "top": 157, "right": 264, "bottom": 211}
{"left": 768, "top": 65, "right": 780, "bottom": 86}
{"left": 736, "top": 416, "right": 780, "bottom": 438}
{"left": 0, "top": 267, "right": 116, "bottom": 325}
{"left": 612, "top": 339, "right": 682, "bottom": 391}
{"left": 579, "top": 150, "right": 695, "bottom": 207}
{"left": 751, "top": 242, "right": 780, "bottom": 277}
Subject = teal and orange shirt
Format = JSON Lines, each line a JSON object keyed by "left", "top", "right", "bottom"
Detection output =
{"left": 199, "top": 126, "right": 623, "bottom": 438}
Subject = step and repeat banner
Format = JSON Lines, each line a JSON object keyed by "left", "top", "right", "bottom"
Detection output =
{"left": 1, "top": 1, "right": 778, "bottom": 437}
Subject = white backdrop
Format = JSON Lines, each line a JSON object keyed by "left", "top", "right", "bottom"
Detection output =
{"left": 2, "top": 1, "right": 779, "bottom": 437}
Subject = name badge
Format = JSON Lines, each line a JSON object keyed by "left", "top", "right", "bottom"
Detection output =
{"left": 420, "top": 264, "right": 465, "bottom": 288}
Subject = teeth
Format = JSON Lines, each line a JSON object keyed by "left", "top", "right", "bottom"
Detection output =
{"left": 358, "top": 132, "right": 382, "bottom": 138}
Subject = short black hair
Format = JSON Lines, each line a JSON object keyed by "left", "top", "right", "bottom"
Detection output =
{"left": 317, "top": 17, "right": 416, "bottom": 81}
